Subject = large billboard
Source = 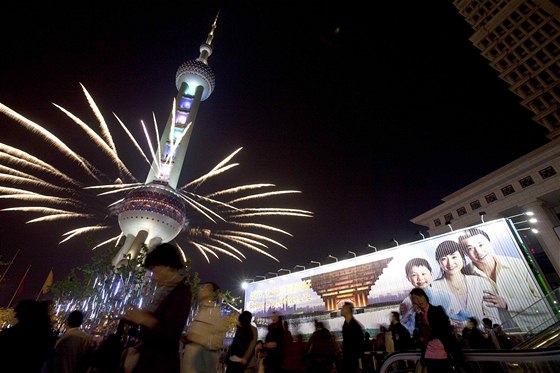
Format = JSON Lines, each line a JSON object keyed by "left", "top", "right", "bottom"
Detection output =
{"left": 245, "top": 219, "right": 555, "bottom": 335}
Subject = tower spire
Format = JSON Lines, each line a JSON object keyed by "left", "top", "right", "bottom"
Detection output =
{"left": 197, "top": 11, "right": 219, "bottom": 65}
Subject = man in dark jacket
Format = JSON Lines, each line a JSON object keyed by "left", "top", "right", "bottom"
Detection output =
{"left": 341, "top": 302, "right": 364, "bottom": 373}
{"left": 226, "top": 311, "right": 258, "bottom": 373}
{"left": 388, "top": 311, "right": 413, "bottom": 351}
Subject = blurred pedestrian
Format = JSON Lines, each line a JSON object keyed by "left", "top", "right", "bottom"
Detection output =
{"left": 461, "top": 317, "right": 490, "bottom": 349}
{"left": 340, "top": 302, "right": 364, "bottom": 373}
{"left": 410, "top": 288, "right": 462, "bottom": 373}
{"left": 262, "top": 312, "right": 286, "bottom": 373}
{"left": 0, "top": 299, "right": 55, "bottom": 373}
{"left": 181, "top": 281, "right": 228, "bottom": 373}
{"left": 52, "top": 310, "right": 93, "bottom": 373}
{"left": 121, "top": 243, "right": 192, "bottom": 373}
{"left": 305, "top": 320, "right": 337, "bottom": 373}
{"left": 225, "top": 311, "right": 258, "bottom": 373}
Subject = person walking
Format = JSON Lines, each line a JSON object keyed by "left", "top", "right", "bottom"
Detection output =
{"left": 410, "top": 288, "right": 463, "bottom": 373}
{"left": 461, "top": 317, "right": 490, "bottom": 349}
{"left": 52, "top": 310, "right": 93, "bottom": 373}
{"left": 262, "top": 312, "right": 286, "bottom": 373}
{"left": 181, "top": 281, "right": 228, "bottom": 373}
{"left": 121, "top": 243, "right": 192, "bottom": 373}
{"left": 482, "top": 318, "right": 501, "bottom": 349}
{"left": 305, "top": 320, "right": 338, "bottom": 373}
{"left": 225, "top": 311, "right": 258, "bottom": 373}
{"left": 340, "top": 302, "right": 364, "bottom": 373}
{"left": 389, "top": 311, "right": 413, "bottom": 352}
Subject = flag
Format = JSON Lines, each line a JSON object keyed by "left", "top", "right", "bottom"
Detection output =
{"left": 40, "top": 268, "right": 54, "bottom": 294}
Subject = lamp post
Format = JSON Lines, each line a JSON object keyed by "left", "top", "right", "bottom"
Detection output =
{"left": 445, "top": 220, "right": 454, "bottom": 232}
{"left": 310, "top": 260, "right": 321, "bottom": 267}
{"left": 367, "top": 244, "right": 377, "bottom": 252}
{"left": 278, "top": 268, "right": 291, "bottom": 274}
{"left": 347, "top": 250, "right": 356, "bottom": 258}
{"left": 328, "top": 255, "right": 338, "bottom": 262}
{"left": 294, "top": 265, "right": 306, "bottom": 271}
{"left": 415, "top": 231, "right": 425, "bottom": 240}
{"left": 255, "top": 275, "right": 266, "bottom": 281}
{"left": 390, "top": 238, "right": 399, "bottom": 246}
{"left": 241, "top": 280, "right": 250, "bottom": 311}
{"left": 479, "top": 211, "right": 487, "bottom": 223}
{"left": 267, "top": 272, "right": 278, "bottom": 277}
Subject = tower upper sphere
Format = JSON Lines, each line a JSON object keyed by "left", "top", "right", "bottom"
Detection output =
{"left": 175, "top": 12, "right": 219, "bottom": 101}
{"left": 175, "top": 60, "right": 215, "bottom": 101}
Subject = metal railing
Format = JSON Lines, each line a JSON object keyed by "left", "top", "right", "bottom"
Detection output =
{"left": 378, "top": 348, "right": 560, "bottom": 373}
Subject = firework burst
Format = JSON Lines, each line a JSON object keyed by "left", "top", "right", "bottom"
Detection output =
{"left": 0, "top": 84, "right": 313, "bottom": 263}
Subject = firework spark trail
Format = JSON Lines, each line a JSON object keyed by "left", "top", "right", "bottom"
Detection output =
{"left": 60, "top": 225, "right": 112, "bottom": 243}
{"left": 141, "top": 119, "right": 160, "bottom": 173}
{"left": 220, "top": 230, "right": 288, "bottom": 249}
{"left": 205, "top": 184, "right": 275, "bottom": 198}
{"left": 0, "top": 194, "right": 79, "bottom": 207}
{"left": 113, "top": 114, "right": 155, "bottom": 173}
{"left": 182, "top": 147, "right": 243, "bottom": 190}
{"left": 0, "top": 85, "right": 313, "bottom": 262}
{"left": 54, "top": 103, "right": 136, "bottom": 182}
{"left": 0, "top": 174, "right": 71, "bottom": 193}
{"left": 228, "top": 191, "right": 302, "bottom": 204}
{"left": 80, "top": 83, "right": 116, "bottom": 152}
{"left": 27, "top": 213, "right": 97, "bottom": 224}
{"left": 0, "top": 102, "right": 100, "bottom": 181}
{"left": 227, "top": 222, "right": 293, "bottom": 236}
{"left": 0, "top": 144, "right": 80, "bottom": 186}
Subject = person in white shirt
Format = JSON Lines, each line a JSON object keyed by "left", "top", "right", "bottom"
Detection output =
{"left": 458, "top": 228, "right": 550, "bottom": 332}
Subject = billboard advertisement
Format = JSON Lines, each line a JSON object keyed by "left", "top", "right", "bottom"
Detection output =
{"left": 245, "top": 219, "right": 554, "bottom": 335}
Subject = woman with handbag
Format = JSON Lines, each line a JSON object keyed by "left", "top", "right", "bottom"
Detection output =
{"left": 410, "top": 287, "right": 464, "bottom": 373}
{"left": 121, "top": 243, "right": 192, "bottom": 373}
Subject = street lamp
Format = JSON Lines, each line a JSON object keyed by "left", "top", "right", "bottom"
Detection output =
{"left": 267, "top": 272, "right": 278, "bottom": 277}
{"left": 241, "top": 280, "right": 250, "bottom": 311}
{"left": 328, "top": 255, "right": 338, "bottom": 262}
{"left": 390, "top": 238, "right": 399, "bottom": 246}
{"left": 367, "top": 244, "right": 377, "bottom": 252}
{"left": 255, "top": 275, "right": 266, "bottom": 281}
{"left": 294, "top": 265, "right": 306, "bottom": 271}
{"left": 278, "top": 268, "right": 291, "bottom": 274}
{"left": 310, "top": 260, "right": 321, "bottom": 267}
{"left": 445, "top": 220, "right": 454, "bottom": 232}
{"left": 479, "top": 211, "right": 487, "bottom": 223}
{"left": 415, "top": 231, "right": 425, "bottom": 240}
{"left": 347, "top": 250, "right": 356, "bottom": 258}
{"left": 507, "top": 211, "right": 534, "bottom": 219}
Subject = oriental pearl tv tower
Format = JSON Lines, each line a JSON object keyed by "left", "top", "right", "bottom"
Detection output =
{"left": 112, "top": 14, "right": 220, "bottom": 266}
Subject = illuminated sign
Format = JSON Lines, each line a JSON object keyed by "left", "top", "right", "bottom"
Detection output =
{"left": 245, "top": 219, "right": 554, "bottom": 334}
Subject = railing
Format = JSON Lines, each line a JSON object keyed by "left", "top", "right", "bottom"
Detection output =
{"left": 377, "top": 348, "right": 560, "bottom": 373}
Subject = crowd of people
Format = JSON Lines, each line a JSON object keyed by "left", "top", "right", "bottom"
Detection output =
{"left": 0, "top": 241, "right": 520, "bottom": 373}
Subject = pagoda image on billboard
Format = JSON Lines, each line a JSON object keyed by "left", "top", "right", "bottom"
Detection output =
{"left": 302, "top": 257, "right": 393, "bottom": 311}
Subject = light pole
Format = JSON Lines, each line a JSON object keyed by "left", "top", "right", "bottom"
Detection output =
{"left": 328, "top": 255, "right": 338, "bottom": 262}
{"left": 415, "top": 231, "right": 425, "bottom": 240}
{"left": 390, "top": 238, "right": 399, "bottom": 246}
{"left": 241, "top": 280, "right": 250, "bottom": 311}
{"left": 255, "top": 275, "right": 266, "bottom": 281}
{"left": 310, "top": 260, "right": 321, "bottom": 267}
{"left": 479, "top": 211, "right": 487, "bottom": 223}
{"left": 347, "top": 250, "right": 356, "bottom": 258}
{"left": 445, "top": 220, "right": 454, "bottom": 232}
{"left": 278, "top": 268, "right": 291, "bottom": 274}
{"left": 267, "top": 272, "right": 278, "bottom": 277}
{"left": 294, "top": 265, "right": 306, "bottom": 271}
{"left": 367, "top": 244, "right": 377, "bottom": 252}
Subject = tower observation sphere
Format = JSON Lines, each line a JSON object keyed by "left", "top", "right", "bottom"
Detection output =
{"left": 175, "top": 59, "right": 215, "bottom": 101}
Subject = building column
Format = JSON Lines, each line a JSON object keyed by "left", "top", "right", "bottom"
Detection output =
{"left": 523, "top": 200, "right": 560, "bottom": 277}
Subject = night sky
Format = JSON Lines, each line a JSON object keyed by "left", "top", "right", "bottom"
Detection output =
{"left": 0, "top": 1, "right": 550, "bottom": 306}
